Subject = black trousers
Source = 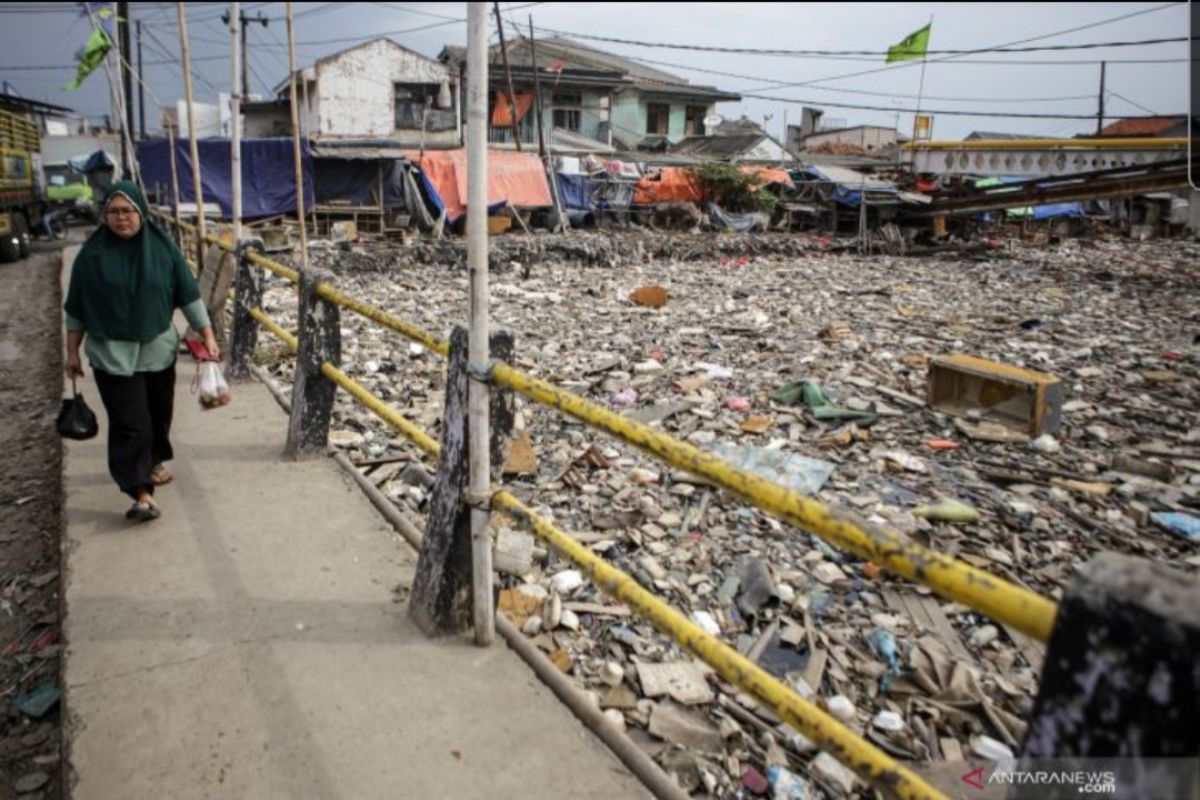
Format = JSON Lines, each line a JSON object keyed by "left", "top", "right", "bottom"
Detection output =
{"left": 93, "top": 361, "right": 176, "bottom": 500}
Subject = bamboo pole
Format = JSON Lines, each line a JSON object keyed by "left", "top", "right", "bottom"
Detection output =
{"left": 177, "top": 2, "right": 206, "bottom": 270}
{"left": 466, "top": 1, "right": 493, "bottom": 646}
{"left": 493, "top": 2, "right": 522, "bottom": 151}
{"left": 285, "top": 2, "right": 309, "bottom": 271}
{"left": 527, "top": 16, "right": 567, "bottom": 232}
{"left": 166, "top": 121, "right": 182, "bottom": 238}
{"left": 301, "top": 70, "right": 317, "bottom": 235}
{"left": 229, "top": 1, "right": 242, "bottom": 241}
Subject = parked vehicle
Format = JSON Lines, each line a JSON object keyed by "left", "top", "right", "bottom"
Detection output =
{"left": 0, "top": 107, "right": 45, "bottom": 263}
{"left": 45, "top": 162, "right": 96, "bottom": 222}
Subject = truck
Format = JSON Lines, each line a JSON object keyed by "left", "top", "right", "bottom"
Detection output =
{"left": 0, "top": 106, "right": 45, "bottom": 263}
{"left": 44, "top": 162, "right": 97, "bottom": 223}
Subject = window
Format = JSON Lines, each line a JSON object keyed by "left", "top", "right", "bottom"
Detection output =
{"left": 646, "top": 102, "right": 670, "bottom": 135}
{"left": 552, "top": 91, "right": 582, "bottom": 132}
{"left": 394, "top": 83, "right": 455, "bottom": 131}
{"left": 685, "top": 105, "right": 707, "bottom": 136}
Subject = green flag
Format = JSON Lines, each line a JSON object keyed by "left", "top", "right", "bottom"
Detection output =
{"left": 886, "top": 23, "right": 931, "bottom": 63}
{"left": 64, "top": 25, "right": 112, "bottom": 91}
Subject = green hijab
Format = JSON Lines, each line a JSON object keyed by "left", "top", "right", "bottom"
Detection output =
{"left": 64, "top": 181, "right": 201, "bottom": 342}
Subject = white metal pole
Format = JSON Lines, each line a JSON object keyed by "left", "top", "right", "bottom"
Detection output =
{"left": 285, "top": 2, "right": 309, "bottom": 271}
{"left": 230, "top": 2, "right": 242, "bottom": 241}
{"left": 466, "top": 0, "right": 493, "bottom": 646}
{"left": 178, "top": 2, "right": 206, "bottom": 268}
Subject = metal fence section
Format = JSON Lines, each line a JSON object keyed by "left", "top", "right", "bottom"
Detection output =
{"left": 157, "top": 208, "right": 1066, "bottom": 799}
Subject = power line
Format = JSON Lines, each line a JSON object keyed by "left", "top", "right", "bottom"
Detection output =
{"left": 0, "top": 54, "right": 234, "bottom": 72}
{"left": 245, "top": 49, "right": 274, "bottom": 96}
{"left": 730, "top": 2, "right": 1184, "bottom": 94}
{"left": 735, "top": 89, "right": 1166, "bottom": 120}
{"left": 520, "top": 28, "right": 1189, "bottom": 58}
{"left": 504, "top": 14, "right": 1142, "bottom": 119}
{"left": 1107, "top": 90, "right": 1160, "bottom": 115}
{"left": 615, "top": 53, "right": 1102, "bottom": 104}
{"left": 142, "top": 26, "right": 223, "bottom": 98}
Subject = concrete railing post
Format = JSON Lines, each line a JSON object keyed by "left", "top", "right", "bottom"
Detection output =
{"left": 409, "top": 325, "right": 514, "bottom": 637}
{"left": 228, "top": 238, "right": 264, "bottom": 381}
{"left": 285, "top": 269, "right": 340, "bottom": 460}
{"left": 1019, "top": 552, "right": 1200, "bottom": 798}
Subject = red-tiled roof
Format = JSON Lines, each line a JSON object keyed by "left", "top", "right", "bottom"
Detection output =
{"left": 1097, "top": 116, "right": 1185, "bottom": 137}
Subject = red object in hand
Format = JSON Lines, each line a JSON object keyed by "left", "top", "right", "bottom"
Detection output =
{"left": 184, "top": 337, "right": 214, "bottom": 361}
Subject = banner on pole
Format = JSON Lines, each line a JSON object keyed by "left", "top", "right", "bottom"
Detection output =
{"left": 886, "top": 23, "right": 932, "bottom": 63}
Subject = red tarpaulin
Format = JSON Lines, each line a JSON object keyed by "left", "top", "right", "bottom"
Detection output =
{"left": 406, "top": 148, "right": 552, "bottom": 222}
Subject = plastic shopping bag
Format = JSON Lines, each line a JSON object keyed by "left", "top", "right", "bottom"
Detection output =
{"left": 57, "top": 379, "right": 99, "bottom": 440}
{"left": 195, "top": 361, "right": 232, "bottom": 410}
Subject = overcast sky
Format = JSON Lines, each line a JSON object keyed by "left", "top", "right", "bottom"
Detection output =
{"left": 0, "top": 1, "right": 1188, "bottom": 141}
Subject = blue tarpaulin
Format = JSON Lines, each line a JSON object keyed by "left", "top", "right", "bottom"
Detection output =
{"left": 414, "top": 167, "right": 445, "bottom": 217}
{"left": 555, "top": 173, "right": 635, "bottom": 212}
{"left": 556, "top": 173, "right": 590, "bottom": 210}
{"left": 74, "top": 150, "right": 116, "bottom": 173}
{"left": 803, "top": 165, "right": 898, "bottom": 208}
{"left": 137, "top": 137, "right": 313, "bottom": 218}
{"left": 976, "top": 177, "right": 1085, "bottom": 220}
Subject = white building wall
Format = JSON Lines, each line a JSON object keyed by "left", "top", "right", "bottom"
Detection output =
{"left": 315, "top": 40, "right": 458, "bottom": 145}
{"left": 802, "top": 126, "right": 897, "bottom": 151}
{"left": 739, "top": 138, "right": 794, "bottom": 163}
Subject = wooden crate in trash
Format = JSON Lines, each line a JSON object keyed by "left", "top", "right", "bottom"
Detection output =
{"left": 927, "top": 354, "right": 1062, "bottom": 437}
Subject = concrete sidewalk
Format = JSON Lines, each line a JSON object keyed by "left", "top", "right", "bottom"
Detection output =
{"left": 62, "top": 251, "right": 645, "bottom": 799}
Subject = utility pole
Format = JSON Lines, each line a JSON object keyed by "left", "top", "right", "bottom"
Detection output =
{"left": 136, "top": 19, "right": 145, "bottom": 138}
{"left": 222, "top": 8, "right": 268, "bottom": 99}
{"left": 178, "top": 2, "right": 206, "bottom": 270}
{"left": 117, "top": 1, "right": 133, "bottom": 143}
{"left": 285, "top": 2, "right": 308, "bottom": 271}
{"left": 466, "top": 0, "right": 493, "bottom": 646}
{"left": 527, "top": 16, "right": 546, "bottom": 159}
{"left": 230, "top": 2, "right": 242, "bottom": 241}
{"left": 493, "top": 2, "right": 522, "bottom": 151}
{"left": 1096, "top": 60, "right": 1106, "bottom": 136}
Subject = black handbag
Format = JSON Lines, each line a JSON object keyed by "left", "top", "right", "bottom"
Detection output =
{"left": 57, "top": 379, "right": 99, "bottom": 441}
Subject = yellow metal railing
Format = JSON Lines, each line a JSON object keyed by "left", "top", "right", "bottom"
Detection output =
{"left": 246, "top": 303, "right": 948, "bottom": 800}
{"left": 161, "top": 208, "right": 1063, "bottom": 799}
{"left": 166, "top": 210, "right": 1059, "bottom": 636}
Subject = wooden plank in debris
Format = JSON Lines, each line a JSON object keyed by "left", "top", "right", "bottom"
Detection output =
{"left": 562, "top": 602, "right": 632, "bottom": 618}
{"left": 882, "top": 588, "right": 972, "bottom": 662}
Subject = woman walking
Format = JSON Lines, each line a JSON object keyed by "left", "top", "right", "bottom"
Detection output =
{"left": 64, "top": 181, "right": 219, "bottom": 522}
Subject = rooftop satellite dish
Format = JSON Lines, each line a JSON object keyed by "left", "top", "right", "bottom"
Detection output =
{"left": 703, "top": 114, "right": 724, "bottom": 128}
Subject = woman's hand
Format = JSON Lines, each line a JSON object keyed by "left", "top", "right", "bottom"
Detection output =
{"left": 202, "top": 328, "right": 221, "bottom": 361}
{"left": 66, "top": 350, "right": 84, "bottom": 379}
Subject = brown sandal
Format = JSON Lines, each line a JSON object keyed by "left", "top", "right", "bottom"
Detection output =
{"left": 151, "top": 464, "right": 173, "bottom": 486}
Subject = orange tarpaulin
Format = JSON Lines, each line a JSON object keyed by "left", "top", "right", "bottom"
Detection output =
{"left": 633, "top": 167, "right": 704, "bottom": 205}
{"left": 746, "top": 166, "right": 794, "bottom": 188}
{"left": 634, "top": 165, "right": 794, "bottom": 205}
{"left": 491, "top": 91, "right": 535, "bottom": 127}
{"left": 405, "top": 148, "right": 552, "bottom": 222}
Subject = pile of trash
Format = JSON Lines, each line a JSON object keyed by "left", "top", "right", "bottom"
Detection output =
{"left": 256, "top": 233, "right": 1199, "bottom": 797}
{"left": 308, "top": 230, "right": 834, "bottom": 276}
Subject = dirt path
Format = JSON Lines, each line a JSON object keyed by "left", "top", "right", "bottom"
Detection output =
{"left": 0, "top": 241, "right": 69, "bottom": 799}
